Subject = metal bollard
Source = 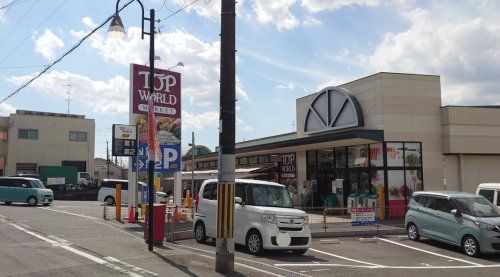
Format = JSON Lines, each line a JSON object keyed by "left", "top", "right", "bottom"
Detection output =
{"left": 103, "top": 202, "right": 107, "bottom": 220}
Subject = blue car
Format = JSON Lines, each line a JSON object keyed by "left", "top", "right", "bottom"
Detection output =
{"left": 405, "top": 191, "right": 500, "bottom": 257}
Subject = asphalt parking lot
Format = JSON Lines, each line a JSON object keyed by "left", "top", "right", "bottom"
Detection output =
{"left": 2, "top": 201, "right": 500, "bottom": 277}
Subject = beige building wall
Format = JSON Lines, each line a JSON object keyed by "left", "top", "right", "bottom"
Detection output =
{"left": 296, "top": 72, "right": 444, "bottom": 190}
{"left": 5, "top": 112, "right": 95, "bottom": 176}
{"left": 94, "top": 158, "right": 125, "bottom": 182}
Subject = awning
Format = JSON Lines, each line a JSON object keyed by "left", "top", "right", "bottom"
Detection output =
{"left": 166, "top": 167, "right": 268, "bottom": 181}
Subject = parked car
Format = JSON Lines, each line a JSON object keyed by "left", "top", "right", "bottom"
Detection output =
{"left": 476, "top": 183, "right": 500, "bottom": 208}
{"left": 193, "top": 179, "right": 311, "bottom": 255}
{"left": 0, "top": 177, "right": 53, "bottom": 206}
{"left": 405, "top": 191, "right": 500, "bottom": 257}
{"left": 97, "top": 179, "right": 167, "bottom": 205}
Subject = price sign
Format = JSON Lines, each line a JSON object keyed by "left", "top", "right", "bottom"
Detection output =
{"left": 112, "top": 124, "right": 138, "bottom": 157}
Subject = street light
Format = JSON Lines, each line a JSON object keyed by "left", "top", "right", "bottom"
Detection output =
{"left": 168, "top": 61, "right": 184, "bottom": 70}
{"left": 145, "top": 55, "right": 161, "bottom": 66}
{"left": 108, "top": 0, "right": 156, "bottom": 252}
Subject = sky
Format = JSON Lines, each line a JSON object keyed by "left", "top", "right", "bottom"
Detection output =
{"left": 1, "top": 0, "right": 499, "bottom": 163}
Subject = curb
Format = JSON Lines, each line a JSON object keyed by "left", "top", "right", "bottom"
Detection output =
{"left": 311, "top": 228, "right": 407, "bottom": 238}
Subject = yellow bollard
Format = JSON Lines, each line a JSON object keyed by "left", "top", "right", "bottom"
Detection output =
{"left": 377, "top": 186, "right": 385, "bottom": 221}
{"left": 185, "top": 190, "right": 191, "bottom": 208}
{"left": 116, "top": 184, "right": 121, "bottom": 221}
{"left": 141, "top": 203, "right": 146, "bottom": 219}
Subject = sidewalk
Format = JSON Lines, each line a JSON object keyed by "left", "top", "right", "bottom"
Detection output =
{"left": 117, "top": 209, "right": 407, "bottom": 241}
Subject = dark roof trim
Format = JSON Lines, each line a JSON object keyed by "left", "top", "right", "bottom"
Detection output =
{"left": 442, "top": 105, "right": 500, "bottom": 109}
{"left": 182, "top": 129, "right": 384, "bottom": 161}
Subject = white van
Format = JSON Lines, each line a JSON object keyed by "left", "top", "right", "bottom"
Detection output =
{"left": 193, "top": 179, "right": 311, "bottom": 255}
{"left": 97, "top": 179, "right": 167, "bottom": 205}
{"left": 476, "top": 183, "right": 500, "bottom": 208}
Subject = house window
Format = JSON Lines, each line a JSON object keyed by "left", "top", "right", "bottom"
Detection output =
{"left": 18, "top": 129, "right": 38, "bottom": 140}
{"left": 70, "top": 131, "right": 87, "bottom": 142}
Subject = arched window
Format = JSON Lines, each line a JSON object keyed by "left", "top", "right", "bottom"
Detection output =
{"left": 304, "top": 87, "right": 363, "bottom": 133}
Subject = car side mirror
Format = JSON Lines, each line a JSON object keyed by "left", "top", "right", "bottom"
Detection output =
{"left": 451, "top": 209, "right": 461, "bottom": 217}
{"left": 235, "top": 197, "right": 244, "bottom": 206}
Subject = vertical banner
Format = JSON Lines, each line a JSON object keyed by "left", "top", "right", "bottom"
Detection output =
{"left": 280, "top": 153, "right": 298, "bottom": 205}
{"left": 130, "top": 64, "right": 182, "bottom": 176}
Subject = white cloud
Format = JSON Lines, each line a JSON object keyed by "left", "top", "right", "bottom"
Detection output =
{"left": 7, "top": 71, "right": 129, "bottom": 115}
{"left": 358, "top": 6, "right": 500, "bottom": 105}
{"left": 0, "top": 102, "right": 16, "bottom": 116}
{"left": 303, "top": 17, "right": 322, "bottom": 26}
{"left": 181, "top": 110, "right": 219, "bottom": 131}
{"left": 301, "top": 0, "right": 382, "bottom": 12}
{"left": 79, "top": 24, "right": 248, "bottom": 107}
{"left": 82, "top": 17, "right": 97, "bottom": 28}
{"left": 170, "top": 0, "right": 222, "bottom": 22}
{"left": 33, "top": 29, "right": 65, "bottom": 60}
{"left": 240, "top": 126, "right": 254, "bottom": 131}
{"left": 276, "top": 83, "right": 295, "bottom": 90}
{"left": 252, "top": 0, "right": 299, "bottom": 31}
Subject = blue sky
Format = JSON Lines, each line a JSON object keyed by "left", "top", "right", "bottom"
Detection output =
{"left": 1, "top": 0, "right": 499, "bottom": 162}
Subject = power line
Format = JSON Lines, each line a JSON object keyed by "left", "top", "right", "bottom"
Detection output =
{"left": 158, "top": 0, "right": 201, "bottom": 22}
{"left": 0, "top": 64, "right": 48, "bottom": 69}
{"left": 0, "top": 0, "right": 27, "bottom": 10}
{"left": 1, "top": 0, "right": 201, "bottom": 104}
{"left": 0, "top": 0, "right": 135, "bottom": 104}
{"left": 0, "top": 0, "right": 67, "bottom": 66}
{"left": 0, "top": 0, "right": 38, "bottom": 49}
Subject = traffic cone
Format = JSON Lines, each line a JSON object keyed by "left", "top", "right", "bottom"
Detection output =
{"left": 128, "top": 206, "right": 135, "bottom": 223}
{"left": 173, "top": 205, "right": 179, "bottom": 223}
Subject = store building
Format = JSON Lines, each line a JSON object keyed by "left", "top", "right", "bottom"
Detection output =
{"left": 182, "top": 72, "right": 500, "bottom": 216}
{"left": 0, "top": 110, "right": 95, "bottom": 176}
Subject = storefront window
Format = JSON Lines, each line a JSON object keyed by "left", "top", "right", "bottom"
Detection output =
{"left": 370, "top": 170, "right": 384, "bottom": 195}
{"left": 404, "top": 143, "right": 422, "bottom": 167}
{"left": 307, "top": 150, "right": 317, "bottom": 167}
{"left": 388, "top": 170, "right": 408, "bottom": 217}
{"left": 386, "top": 142, "right": 404, "bottom": 167}
{"left": 369, "top": 143, "right": 384, "bottom": 167}
{"left": 335, "top": 147, "right": 346, "bottom": 168}
{"left": 318, "top": 148, "right": 334, "bottom": 168}
{"left": 406, "top": 169, "right": 423, "bottom": 192}
{"left": 348, "top": 145, "right": 368, "bottom": 168}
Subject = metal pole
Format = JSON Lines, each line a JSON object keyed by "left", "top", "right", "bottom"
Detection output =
{"left": 147, "top": 8, "right": 155, "bottom": 253}
{"left": 136, "top": 124, "right": 140, "bottom": 219}
{"left": 106, "top": 140, "right": 110, "bottom": 178}
{"left": 191, "top": 131, "right": 195, "bottom": 219}
{"left": 216, "top": 0, "right": 235, "bottom": 274}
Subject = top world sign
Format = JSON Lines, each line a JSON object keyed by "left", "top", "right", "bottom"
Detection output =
{"left": 131, "top": 64, "right": 181, "bottom": 117}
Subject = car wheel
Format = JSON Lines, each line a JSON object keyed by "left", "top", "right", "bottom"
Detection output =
{"left": 291, "top": 249, "right": 308, "bottom": 255}
{"left": 407, "top": 223, "right": 420, "bottom": 241}
{"left": 105, "top": 196, "right": 115, "bottom": 206}
{"left": 27, "top": 196, "right": 38, "bottom": 207}
{"left": 4, "top": 202, "right": 12, "bottom": 205}
{"left": 194, "top": 222, "right": 207, "bottom": 243}
{"left": 462, "top": 236, "right": 480, "bottom": 257}
{"left": 246, "top": 230, "right": 264, "bottom": 256}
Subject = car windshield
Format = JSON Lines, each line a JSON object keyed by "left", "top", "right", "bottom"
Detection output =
{"left": 454, "top": 196, "right": 500, "bottom": 217}
{"left": 29, "top": 179, "right": 46, "bottom": 189}
{"left": 250, "top": 184, "right": 293, "bottom": 208}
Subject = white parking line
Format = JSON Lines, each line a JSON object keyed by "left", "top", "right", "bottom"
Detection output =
{"left": 8, "top": 222, "right": 150, "bottom": 277}
{"left": 274, "top": 263, "right": 500, "bottom": 269}
{"left": 38, "top": 207, "right": 98, "bottom": 220}
{"left": 376, "top": 237, "right": 483, "bottom": 266}
{"left": 309, "top": 248, "right": 382, "bottom": 267}
{"left": 167, "top": 242, "right": 310, "bottom": 277}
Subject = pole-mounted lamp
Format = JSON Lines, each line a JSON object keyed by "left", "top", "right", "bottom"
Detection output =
{"left": 168, "top": 61, "right": 184, "bottom": 70}
{"left": 108, "top": 0, "right": 156, "bottom": 253}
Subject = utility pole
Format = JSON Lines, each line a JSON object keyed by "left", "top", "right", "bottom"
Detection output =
{"left": 216, "top": 0, "right": 235, "bottom": 274}
{"left": 106, "top": 139, "right": 110, "bottom": 178}
{"left": 189, "top": 132, "right": 195, "bottom": 219}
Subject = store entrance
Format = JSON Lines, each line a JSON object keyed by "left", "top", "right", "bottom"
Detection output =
{"left": 316, "top": 169, "right": 372, "bottom": 209}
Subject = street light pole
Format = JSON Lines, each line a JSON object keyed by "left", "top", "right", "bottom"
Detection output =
{"left": 109, "top": 0, "right": 156, "bottom": 252}
{"left": 189, "top": 132, "right": 195, "bottom": 219}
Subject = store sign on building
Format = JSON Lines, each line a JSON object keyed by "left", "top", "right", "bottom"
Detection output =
{"left": 112, "top": 124, "right": 138, "bottom": 156}
{"left": 280, "top": 153, "right": 296, "bottom": 179}
{"left": 130, "top": 64, "right": 181, "bottom": 172}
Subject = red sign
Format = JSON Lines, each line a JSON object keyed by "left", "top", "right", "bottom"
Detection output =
{"left": 131, "top": 64, "right": 181, "bottom": 117}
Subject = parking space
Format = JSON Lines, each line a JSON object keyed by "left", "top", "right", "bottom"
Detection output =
{"left": 176, "top": 235, "right": 500, "bottom": 276}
